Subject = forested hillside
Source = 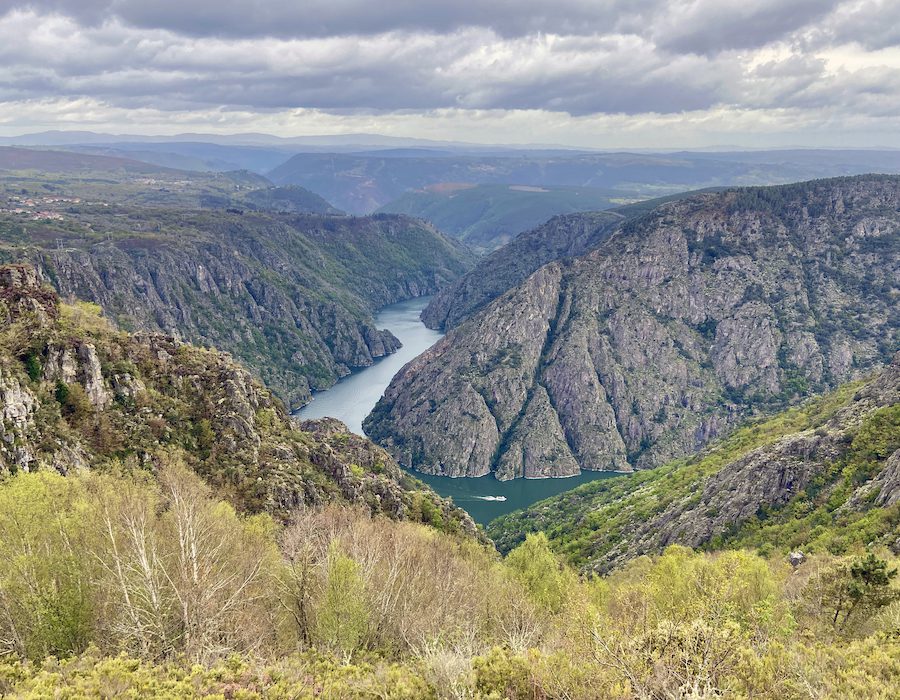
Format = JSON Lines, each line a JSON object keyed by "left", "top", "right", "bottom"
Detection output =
{"left": 489, "top": 356, "right": 900, "bottom": 571}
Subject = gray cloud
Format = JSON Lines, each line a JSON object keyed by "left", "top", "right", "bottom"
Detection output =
{"left": 3, "top": 1, "right": 655, "bottom": 39}
{"left": 651, "top": 0, "right": 836, "bottom": 55}
{"left": 804, "top": 0, "right": 900, "bottom": 51}
{"left": 0, "top": 0, "right": 896, "bottom": 144}
{"left": 1, "top": 0, "right": 844, "bottom": 50}
{"left": 0, "top": 19, "right": 739, "bottom": 114}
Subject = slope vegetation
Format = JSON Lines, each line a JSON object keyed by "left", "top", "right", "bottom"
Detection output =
{"left": 489, "top": 356, "right": 899, "bottom": 571}
{"left": 0, "top": 264, "right": 474, "bottom": 533}
{"left": 1, "top": 464, "right": 898, "bottom": 698}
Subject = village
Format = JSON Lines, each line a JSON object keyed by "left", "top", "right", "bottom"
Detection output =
{"left": 0, "top": 193, "right": 82, "bottom": 221}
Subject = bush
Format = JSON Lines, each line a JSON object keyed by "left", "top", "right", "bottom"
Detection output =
{"left": 314, "top": 544, "right": 370, "bottom": 660}
{"left": 0, "top": 470, "right": 898, "bottom": 698}
{"left": 55, "top": 381, "right": 93, "bottom": 421}
{"left": 23, "top": 352, "right": 41, "bottom": 382}
{"left": 505, "top": 532, "right": 576, "bottom": 614}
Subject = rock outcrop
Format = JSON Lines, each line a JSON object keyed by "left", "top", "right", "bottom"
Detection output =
{"left": 0, "top": 265, "right": 478, "bottom": 537}
{"left": 365, "top": 176, "right": 900, "bottom": 479}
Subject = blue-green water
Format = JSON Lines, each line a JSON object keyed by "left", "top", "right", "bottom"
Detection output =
{"left": 295, "top": 297, "right": 443, "bottom": 435}
{"left": 410, "top": 469, "right": 622, "bottom": 525}
{"left": 296, "top": 296, "right": 623, "bottom": 524}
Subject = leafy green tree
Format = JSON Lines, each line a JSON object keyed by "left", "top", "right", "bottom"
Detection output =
{"left": 314, "top": 543, "right": 369, "bottom": 661}
{"left": 0, "top": 472, "right": 95, "bottom": 660}
{"left": 54, "top": 381, "right": 92, "bottom": 421}
{"left": 505, "top": 532, "right": 575, "bottom": 614}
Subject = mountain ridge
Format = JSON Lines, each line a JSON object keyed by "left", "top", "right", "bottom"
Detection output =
{"left": 0, "top": 167, "right": 474, "bottom": 408}
{"left": 365, "top": 175, "right": 900, "bottom": 479}
{"left": 419, "top": 191, "right": 716, "bottom": 330}
{"left": 0, "top": 263, "right": 478, "bottom": 536}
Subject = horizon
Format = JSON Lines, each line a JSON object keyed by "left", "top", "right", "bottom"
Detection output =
{"left": 2, "top": 129, "right": 900, "bottom": 154}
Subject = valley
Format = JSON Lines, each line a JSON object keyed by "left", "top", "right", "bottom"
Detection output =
{"left": 295, "top": 296, "right": 443, "bottom": 434}
{"left": 0, "top": 152, "right": 474, "bottom": 408}
{"left": 0, "top": 145, "right": 897, "bottom": 699}
{"left": 3, "top": 2, "right": 900, "bottom": 696}
{"left": 375, "top": 183, "right": 629, "bottom": 252}
{"left": 295, "top": 295, "right": 623, "bottom": 522}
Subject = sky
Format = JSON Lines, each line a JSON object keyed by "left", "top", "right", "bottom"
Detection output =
{"left": 0, "top": 0, "right": 898, "bottom": 148}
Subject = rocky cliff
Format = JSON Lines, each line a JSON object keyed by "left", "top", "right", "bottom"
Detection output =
{"left": 421, "top": 211, "right": 623, "bottom": 330}
{"left": 365, "top": 176, "right": 899, "bottom": 479}
{"left": 0, "top": 198, "right": 474, "bottom": 408}
{"left": 0, "top": 265, "right": 478, "bottom": 536}
{"left": 421, "top": 192, "right": 708, "bottom": 330}
{"left": 488, "top": 354, "right": 900, "bottom": 572}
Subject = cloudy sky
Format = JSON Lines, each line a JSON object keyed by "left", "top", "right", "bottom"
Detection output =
{"left": 0, "top": 0, "right": 898, "bottom": 147}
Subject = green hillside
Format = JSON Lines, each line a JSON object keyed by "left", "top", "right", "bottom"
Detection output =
{"left": 488, "top": 358, "right": 900, "bottom": 573}
{"left": 377, "top": 184, "right": 631, "bottom": 251}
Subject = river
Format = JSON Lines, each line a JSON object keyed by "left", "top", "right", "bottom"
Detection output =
{"left": 294, "top": 297, "right": 444, "bottom": 435}
{"left": 295, "top": 296, "right": 622, "bottom": 524}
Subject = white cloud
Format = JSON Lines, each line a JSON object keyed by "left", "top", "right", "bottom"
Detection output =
{"left": 0, "top": 1, "right": 896, "bottom": 146}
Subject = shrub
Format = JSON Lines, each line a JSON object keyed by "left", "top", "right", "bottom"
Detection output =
{"left": 505, "top": 532, "right": 576, "bottom": 614}
{"left": 314, "top": 544, "right": 370, "bottom": 661}
{"left": 55, "top": 381, "right": 93, "bottom": 421}
{"left": 23, "top": 352, "right": 41, "bottom": 382}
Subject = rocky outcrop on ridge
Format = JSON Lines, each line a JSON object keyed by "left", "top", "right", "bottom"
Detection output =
{"left": 0, "top": 264, "right": 478, "bottom": 537}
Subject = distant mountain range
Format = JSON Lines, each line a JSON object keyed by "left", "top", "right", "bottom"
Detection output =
{"left": 3, "top": 136, "right": 900, "bottom": 221}
{"left": 271, "top": 148, "right": 900, "bottom": 214}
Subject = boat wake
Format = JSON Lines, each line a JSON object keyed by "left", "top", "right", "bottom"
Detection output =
{"left": 473, "top": 495, "right": 507, "bottom": 502}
